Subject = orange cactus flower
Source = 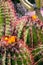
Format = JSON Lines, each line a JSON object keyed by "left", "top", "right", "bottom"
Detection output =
{"left": 32, "top": 15, "right": 37, "bottom": 20}
{"left": 4, "top": 37, "right": 9, "bottom": 41}
{"left": 1, "top": 36, "right": 17, "bottom": 45}
{"left": 2, "top": 36, "right": 9, "bottom": 43}
{"left": 8, "top": 36, "right": 17, "bottom": 44}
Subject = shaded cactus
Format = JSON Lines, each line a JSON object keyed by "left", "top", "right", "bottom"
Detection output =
{"left": 31, "top": 45, "right": 43, "bottom": 65}
{"left": 0, "top": 40, "right": 31, "bottom": 65}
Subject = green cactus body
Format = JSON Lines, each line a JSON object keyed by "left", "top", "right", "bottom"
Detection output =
{"left": 3, "top": 1, "right": 12, "bottom": 36}
{"left": 0, "top": 54, "right": 2, "bottom": 65}
{"left": 32, "top": 26, "right": 38, "bottom": 46}
{"left": 32, "top": 45, "right": 43, "bottom": 64}
{"left": 0, "top": 42, "right": 31, "bottom": 65}
{"left": 38, "top": 29, "right": 43, "bottom": 43}
{"left": 17, "top": 21, "right": 25, "bottom": 39}
{"left": 20, "top": 47, "right": 31, "bottom": 64}
{"left": 0, "top": 4, "right": 5, "bottom": 37}
{"left": 0, "top": 0, "right": 17, "bottom": 36}
{"left": 16, "top": 22, "right": 38, "bottom": 47}
{"left": 23, "top": 27, "right": 30, "bottom": 46}
{"left": 4, "top": 1, "right": 17, "bottom": 34}
{"left": 16, "top": 20, "right": 43, "bottom": 47}
{"left": 2, "top": 51, "right": 6, "bottom": 65}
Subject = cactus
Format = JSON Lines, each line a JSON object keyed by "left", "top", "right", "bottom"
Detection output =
{"left": 14, "top": 16, "right": 43, "bottom": 64}
{"left": 0, "top": 40, "right": 31, "bottom": 65}
{"left": 0, "top": 0, "right": 17, "bottom": 37}
{"left": 15, "top": 17, "right": 43, "bottom": 47}
{"left": 31, "top": 45, "right": 43, "bottom": 65}
{"left": 0, "top": 2, "right": 5, "bottom": 37}
{"left": 0, "top": 0, "right": 31, "bottom": 65}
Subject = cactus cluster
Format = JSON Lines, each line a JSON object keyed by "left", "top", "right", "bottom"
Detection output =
{"left": 14, "top": 16, "right": 43, "bottom": 64}
{"left": 15, "top": 16, "right": 43, "bottom": 47}
{"left": 0, "top": 0, "right": 43, "bottom": 65}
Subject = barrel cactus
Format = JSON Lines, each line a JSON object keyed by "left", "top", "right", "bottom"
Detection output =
{"left": 0, "top": 38, "right": 32, "bottom": 65}
{"left": 14, "top": 14, "right": 43, "bottom": 65}
{"left": 14, "top": 13, "right": 43, "bottom": 65}
{"left": 0, "top": 0, "right": 17, "bottom": 37}
{"left": 15, "top": 16, "right": 43, "bottom": 47}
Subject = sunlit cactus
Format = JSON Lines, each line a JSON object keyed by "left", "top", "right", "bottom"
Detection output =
{"left": 0, "top": 1, "right": 5, "bottom": 37}
{"left": 0, "top": 0, "right": 17, "bottom": 37}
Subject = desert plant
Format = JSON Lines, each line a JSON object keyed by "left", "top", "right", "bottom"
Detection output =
{"left": 0, "top": 40, "right": 31, "bottom": 65}
{"left": 15, "top": 17, "right": 43, "bottom": 47}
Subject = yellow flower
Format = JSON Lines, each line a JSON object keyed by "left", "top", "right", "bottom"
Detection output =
{"left": 32, "top": 15, "right": 37, "bottom": 20}
{"left": 5, "top": 37, "right": 8, "bottom": 41}
{"left": 8, "top": 36, "right": 17, "bottom": 44}
{"left": 4, "top": 36, "right": 9, "bottom": 42}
